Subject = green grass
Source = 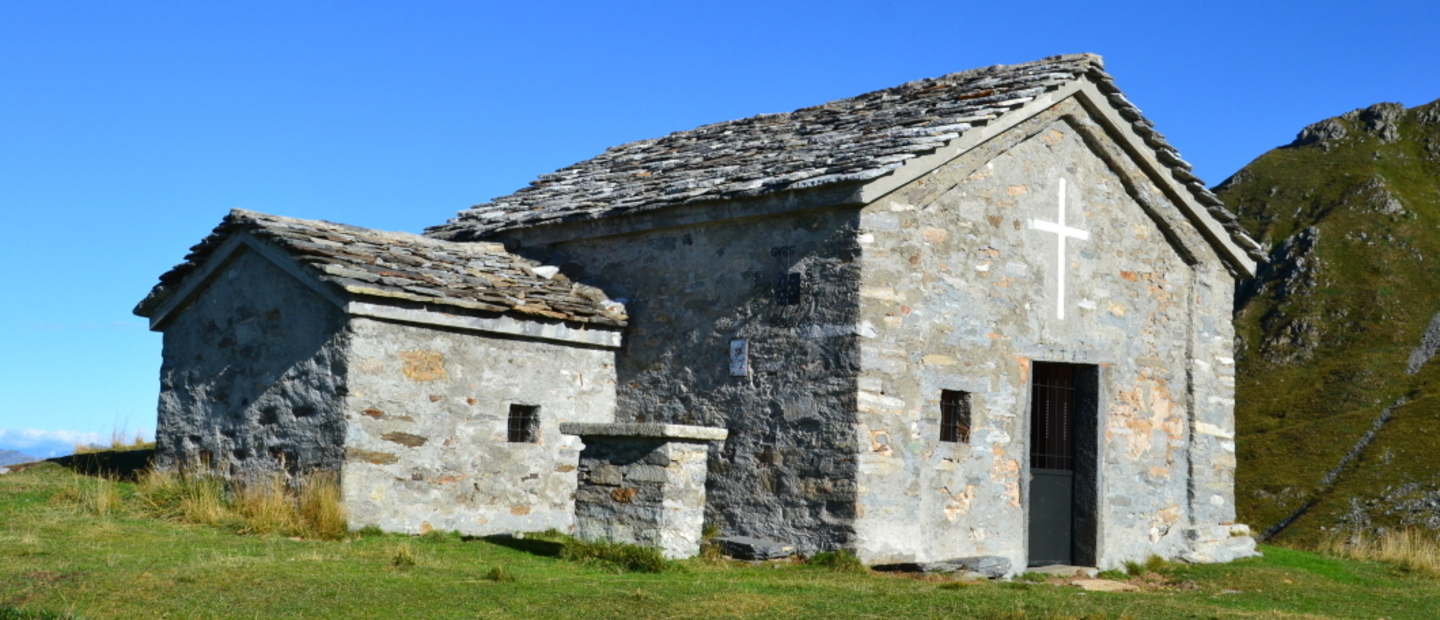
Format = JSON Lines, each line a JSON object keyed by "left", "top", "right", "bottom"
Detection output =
{"left": 805, "top": 550, "right": 868, "bottom": 573}
{"left": 7, "top": 464, "right": 1440, "bottom": 619}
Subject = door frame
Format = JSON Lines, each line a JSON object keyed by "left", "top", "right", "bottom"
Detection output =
{"left": 1023, "top": 360, "right": 1102, "bottom": 567}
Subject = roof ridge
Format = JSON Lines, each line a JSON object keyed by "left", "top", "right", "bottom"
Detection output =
{"left": 425, "top": 52, "right": 1261, "bottom": 269}
{"left": 427, "top": 54, "right": 1101, "bottom": 241}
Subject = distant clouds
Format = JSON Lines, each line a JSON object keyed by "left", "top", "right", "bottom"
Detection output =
{"left": 0, "top": 428, "right": 124, "bottom": 459}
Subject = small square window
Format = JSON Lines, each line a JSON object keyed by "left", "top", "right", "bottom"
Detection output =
{"left": 940, "top": 390, "right": 971, "bottom": 443}
{"left": 774, "top": 272, "right": 803, "bottom": 305}
{"left": 507, "top": 404, "right": 539, "bottom": 443}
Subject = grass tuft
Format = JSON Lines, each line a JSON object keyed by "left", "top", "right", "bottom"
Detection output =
{"left": 420, "top": 529, "right": 453, "bottom": 544}
{"left": 1123, "top": 554, "right": 1171, "bottom": 577}
{"left": 135, "top": 468, "right": 231, "bottom": 526}
{"left": 519, "top": 530, "right": 673, "bottom": 573}
{"left": 805, "top": 550, "right": 867, "bottom": 573}
{"left": 296, "top": 473, "right": 346, "bottom": 540}
{"left": 560, "top": 538, "right": 672, "bottom": 573}
{"left": 50, "top": 476, "right": 122, "bottom": 517}
{"left": 483, "top": 566, "right": 516, "bottom": 582}
{"left": 390, "top": 543, "right": 417, "bottom": 569}
{"left": 234, "top": 474, "right": 298, "bottom": 536}
{"left": 696, "top": 522, "right": 723, "bottom": 562}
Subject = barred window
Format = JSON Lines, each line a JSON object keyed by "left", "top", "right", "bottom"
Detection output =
{"left": 507, "top": 404, "right": 539, "bottom": 443}
{"left": 1030, "top": 363, "right": 1075, "bottom": 470}
{"left": 940, "top": 390, "right": 971, "bottom": 443}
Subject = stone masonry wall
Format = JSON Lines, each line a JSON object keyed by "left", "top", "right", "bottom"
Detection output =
{"left": 571, "top": 437, "right": 711, "bottom": 558}
{"left": 154, "top": 247, "right": 348, "bottom": 477}
{"left": 340, "top": 317, "right": 617, "bottom": 536}
{"left": 515, "top": 207, "right": 864, "bottom": 553}
{"left": 1187, "top": 265, "right": 1240, "bottom": 526}
{"left": 853, "top": 98, "right": 1233, "bottom": 568}
{"left": 1182, "top": 264, "right": 1256, "bottom": 561}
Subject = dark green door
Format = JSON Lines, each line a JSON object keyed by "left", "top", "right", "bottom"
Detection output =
{"left": 1029, "top": 363, "right": 1077, "bottom": 566}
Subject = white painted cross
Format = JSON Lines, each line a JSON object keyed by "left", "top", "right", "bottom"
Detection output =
{"left": 1028, "top": 178, "right": 1089, "bottom": 320}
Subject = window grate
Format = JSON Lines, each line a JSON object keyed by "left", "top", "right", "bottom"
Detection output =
{"left": 940, "top": 389, "right": 971, "bottom": 443}
{"left": 507, "top": 404, "right": 539, "bottom": 443}
{"left": 1030, "top": 363, "right": 1075, "bottom": 470}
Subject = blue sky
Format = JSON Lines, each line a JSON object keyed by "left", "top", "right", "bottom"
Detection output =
{"left": 2, "top": 0, "right": 1437, "bottom": 457}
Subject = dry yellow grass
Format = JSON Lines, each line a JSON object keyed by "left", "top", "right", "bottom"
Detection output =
{"left": 72, "top": 427, "right": 155, "bottom": 454}
{"left": 134, "top": 467, "right": 346, "bottom": 539}
{"left": 136, "top": 468, "right": 231, "bottom": 525}
{"left": 51, "top": 475, "right": 123, "bottom": 517}
{"left": 1318, "top": 528, "right": 1440, "bottom": 577}
{"left": 297, "top": 472, "right": 347, "bottom": 540}
{"left": 389, "top": 542, "right": 417, "bottom": 569}
{"left": 234, "top": 473, "right": 299, "bottom": 535}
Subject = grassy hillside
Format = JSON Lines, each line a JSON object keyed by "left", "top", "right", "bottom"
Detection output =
{"left": 1217, "top": 98, "right": 1440, "bottom": 543}
{"left": 6, "top": 463, "right": 1440, "bottom": 620}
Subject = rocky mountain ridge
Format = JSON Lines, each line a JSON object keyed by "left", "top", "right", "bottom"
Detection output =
{"left": 1219, "top": 97, "right": 1440, "bottom": 543}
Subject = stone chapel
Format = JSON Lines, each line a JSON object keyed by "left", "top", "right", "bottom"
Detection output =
{"left": 136, "top": 53, "right": 1262, "bottom": 570}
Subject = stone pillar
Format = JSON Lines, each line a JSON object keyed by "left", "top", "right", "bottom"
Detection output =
{"left": 559, "top": 423, "right": 728, "bottom": 559}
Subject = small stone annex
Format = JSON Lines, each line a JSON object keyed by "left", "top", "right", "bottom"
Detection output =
{"left": 138, "top": 53, "right": 1261, "bottom": 570}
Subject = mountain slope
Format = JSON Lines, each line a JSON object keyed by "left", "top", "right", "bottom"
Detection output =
{"left": 1218, "top": 99, "right": 1440, "bottom": 543}
{"left": 0, "top": 450, "right": 38, "bottom": 467}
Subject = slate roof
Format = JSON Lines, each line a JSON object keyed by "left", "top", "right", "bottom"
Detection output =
{"left": 134, "top": 210, "right": 627, "bottom": 327}
{"left": 426, "top": 53, "right": 1263, "bottom": 263}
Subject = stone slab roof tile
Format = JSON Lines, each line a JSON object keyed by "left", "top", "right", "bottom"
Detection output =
{"left": 426, "top": 53, "right": 1263, "bottom": 265}
{"left": 135, "top": 209, "right": 627, "bottom": 327}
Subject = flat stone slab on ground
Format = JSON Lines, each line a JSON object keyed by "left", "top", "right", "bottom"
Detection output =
{"left": 715, "top": 536, "right": 794, "bottom": 560}
{"left": 1028, "top": 565, "right": 1099, "bottom": 578}
{"left": 873, "top": 555, "right": 1011, "bottom": 578}
{"left": 1073, "top": 578, "right": 1139, "bottom": 592}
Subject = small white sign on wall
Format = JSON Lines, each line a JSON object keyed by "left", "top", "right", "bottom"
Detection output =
{"left": 729, "top": 339, "right": 749, "bottom": 377}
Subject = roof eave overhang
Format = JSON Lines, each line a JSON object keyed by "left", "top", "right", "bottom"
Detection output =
{"left": 140, "top": 232, "right": 624, "bottom": 349}
{"left": 346, "top": 302, "right": 623, "bottom": 349}
{"left": 856, "top": 78, "right": 1258, "bottom": 279}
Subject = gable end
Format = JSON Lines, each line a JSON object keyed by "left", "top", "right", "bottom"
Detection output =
{"left": 136, "top": 210, "right": 629, "bottom": 346}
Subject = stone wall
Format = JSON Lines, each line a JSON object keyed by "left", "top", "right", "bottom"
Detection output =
{"left": 503, "top": 206, "right": 865, "bottom": 553}
{"left": 340, "top": 317, "right": 618, "bottom": 536}
{"left": 564, "top": 423, "right": 727, "bottom": 559}
{"left": 154, "top": 247, "right": 348, "bottom": 477}
{"left": 852, "top": 98, "right": 1237, "bottom": 568}
{"left": 1181, "top": 264, "right": 1256, "bottom": 562}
